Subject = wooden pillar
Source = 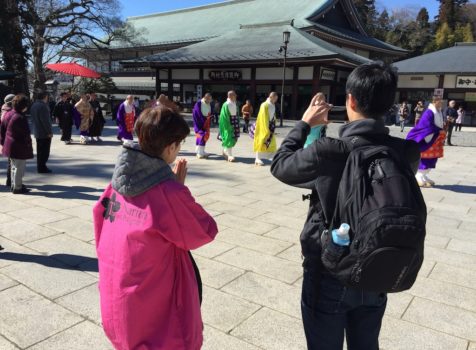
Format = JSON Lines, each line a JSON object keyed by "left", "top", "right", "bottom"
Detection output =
{"left": 438, "top": 74, "right": 445, "bottom": 89}
{"left": 250, "top": 67, "right": 257, "bottom": 106}
{"left": 155, "top": 68, "right": 160, "bottom": 95}
{"left": 167, "top": 68, "right": 173, "bottom": 100}
{"left": 291, "top": 66, "right": 299, "bottom": 120}
{"left": 312, "top": 64, "right": 321, "bottom": 95}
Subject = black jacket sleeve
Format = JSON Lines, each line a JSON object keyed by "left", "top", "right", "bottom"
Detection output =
{"left": 271, "top": 121, "right": 319, "bottom": 189}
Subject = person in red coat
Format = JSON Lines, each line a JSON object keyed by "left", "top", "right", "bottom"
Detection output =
{"left": 2, "top": 95, "right": 33, "bottom": 194}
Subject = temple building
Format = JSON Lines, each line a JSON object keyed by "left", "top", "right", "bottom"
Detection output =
{"left": 67, "top": 0, "right": 406, "bottom": 118}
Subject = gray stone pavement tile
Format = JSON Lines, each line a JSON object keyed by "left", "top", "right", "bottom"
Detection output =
{"left": 56, "top": 283, "right": 101, "bottom": 325}
{"left": 430, "top": 263, "right": 476, "bottom": 290}
{"left": 1, "top": 260, "right": 97, "bottom": 299}
{"left": 8, "top": 206, "right": 71, "bottom": 225}
{"left": 424, "top": 234, "right": 450, "bottom": 249}
{"left": 257, "top": 212, "right": 307, "bottom": 230}
{"left": 241, "top": 190, "right": 297, "bottom": 205}
{"left": 0, "top": 273, "right": 17, "bottom": 292}
{"left": 425, "top": 227, "right": 476, "bottom": 243}
{"left": 216, "top": 228, "right": 292, "bottom": 255}
{"left": 203, "top": 326, "right": 260, "bottom": 350}
{"left": 426, "top": 200, "right": 471, "bottom": 214}
{"left": 202, "top": 286, "right": 261, "bottom": 332}
{"left": 248, "top": 200, "right": 306, "bottom": 218}
{"left": 424, "top": 245, "right": 476, "bottom": 269}
{"left": 197, "top": 192, "right": 257, "bottom": 206}
{"left": 0, "top": 336, "right": 18, "bottom": 350}
{"left": 205, "top": 201, "right": 268, "bottom": 220}
{"left": 215, "top": 247, "right": 302, "bottom": 284}
{"left": 264, "top": 226, "right": 301, "bottom": 243}
{"left": 385, "top": 293, "right": 414, "bottom": 319}
{"left": 403, "top": 297, "right": 476, "bottom": 341}
{"left": 0, "top": 220, "right": 59, "bottom": 244}
{"left": 380, "top": 315, "right": 469, "bottom": 350}
{"left": 0, "top": 285, "right": 83, "bottom": 348}
{"left": 447, "top": 238, "right": 476, "bottom": 256}
{"left": 277, "top": 244, "right": 303, "bottom": 263}
{"left": 28, "top": 321, "right": 113, "bottom": 350}
{"left": 192, "top": 238, "right": 236, "bottom": 259}
{"left": 25, "top": 234, "right": 97, "bottom": 267}
{"left": 231, "top": 307, "right": 306, "bottom": 350}
{"left": 214, "top": 213, "right": 277, "bottom": 235}
{"left": 426, "top": 214, "right": 462, "bottom": 231}
{"left": 408, "top": 277, "right": 476, "bottom": 312}
{"left": 222, "top": 272, "right": 301, "bottom": 318}
{"left": 27, "top": 196, "right": 84, "bottom": 211}
{"left": 459, "top": 220, "right": 476, "bottom": 232}
{"left": 0, "top": 213, "right": 16, "bottom": 224}
{"left": 59, "top": 204, "right": 93, "bottom": 222}
{"left": 429, "top": 209, "right": 476, "bottom": 223}
{"left": 194, "top": 255, "right": 244, "bottom": 289}
{"left": 0, "top": 197, "right": 33, "bottom": 212}
{"left": 45, "top": 217, "right": 95, "bottom": 242}
{"left": 470, "top": 342, "right": 476, "bottom": 350}
{"left": 196, "top": 183, "right": 251, "bottom": 196}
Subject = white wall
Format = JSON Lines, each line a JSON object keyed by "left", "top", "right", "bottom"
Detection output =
{"left": 398, "top": 75, "right": 440, "bottom": 89}
{"left": 298, "top": 67, "right": 313, "bottom": 80}
{"left": 256, "top": 67, "right": 293, "bottom": 80}
{"left": 443, "top": 75, "right": 457, "bottom": 89}
{"left": 172, "top": 69, "right": 200, "bottom": 80}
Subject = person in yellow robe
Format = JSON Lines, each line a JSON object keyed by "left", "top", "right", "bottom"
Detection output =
{"left": 253, "top": 92, "right": 278, "bottom": 166}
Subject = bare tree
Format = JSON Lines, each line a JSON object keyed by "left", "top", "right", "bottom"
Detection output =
{"left": 17, "top": 0, "right": 142, "bottom": 91}
{"left": 0, "top": 0, "right": 30, "bottom": 93}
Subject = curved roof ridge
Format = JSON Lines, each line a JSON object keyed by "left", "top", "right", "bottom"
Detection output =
{"left": 127, "top": 0, "right": 252, "bottom": 20}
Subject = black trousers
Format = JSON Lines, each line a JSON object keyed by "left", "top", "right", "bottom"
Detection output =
{"left": 6, "top": 158, "right": 11, "bottom": 186}
{"left": 36, "top": 138, "right": 52, "bottom": 171}
{"left": 60, "top": 123, "right": 73, "bottom": 141}
{"left": 447, "top": 123, "right": 455, "bottom": 145}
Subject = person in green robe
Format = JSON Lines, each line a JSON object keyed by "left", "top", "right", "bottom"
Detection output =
{"left": 219, "top": 90, "right": 240, "bottom": 162}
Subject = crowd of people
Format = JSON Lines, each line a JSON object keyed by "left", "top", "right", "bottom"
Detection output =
{"left": 92, "top": 61, "right": 436, "bottom": 350}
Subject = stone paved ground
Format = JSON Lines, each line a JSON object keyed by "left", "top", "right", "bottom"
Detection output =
{"left": 0, "top": 119, "right": 475, "bottom": 350}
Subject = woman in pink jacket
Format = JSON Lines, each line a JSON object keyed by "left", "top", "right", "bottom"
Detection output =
{"left": 93, "top": 105, "right": 218, "bottom": 350}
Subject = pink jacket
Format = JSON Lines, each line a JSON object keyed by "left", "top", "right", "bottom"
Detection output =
{"left": 94, "top": 174, "right": 217, "bottom": 349}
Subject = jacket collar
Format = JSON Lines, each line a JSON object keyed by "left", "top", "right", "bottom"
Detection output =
{"left": 338, "top": 118, "right": 390, "bottom": 138}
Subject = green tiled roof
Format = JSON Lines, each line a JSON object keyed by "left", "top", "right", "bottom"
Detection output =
{"left": 394, "top": 43, "right": 476, "bottom": 74}
{"left": 131, "top": 23, "right": 371, "bottom": 66}
{"left": 122, "top": 0, "right": 329, "bottom": 46}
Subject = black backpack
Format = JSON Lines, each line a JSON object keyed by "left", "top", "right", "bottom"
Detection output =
{"left": 320, "top": 136, "right": 427, "bottom": 293}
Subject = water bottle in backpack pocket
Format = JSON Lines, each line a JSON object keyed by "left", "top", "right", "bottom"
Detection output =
{"left": 320, "top": 139, "right": 427, "bottom": 293}
{"left": 321, "top": 224, "right": 350, "bottom": 267}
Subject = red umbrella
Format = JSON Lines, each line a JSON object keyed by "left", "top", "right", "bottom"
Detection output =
{"left": 45, "top": 62, "right": 101, "bottom": 79}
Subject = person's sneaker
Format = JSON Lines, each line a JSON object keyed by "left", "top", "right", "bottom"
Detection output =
{"left": 38, "top": 168, "right": 53, "bottom": 174}
{"left": 12, "top": 187, "right": 30, "bottom": 195}
{"left": 255, "top": 158, "right": 264, "bottom": 166}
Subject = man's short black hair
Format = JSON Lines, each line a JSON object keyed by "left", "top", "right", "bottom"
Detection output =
{"left": 346, "top": 62, "right": 398, "bottom": 120}
{"left": 37, "top": 91, "right": 48, "bottom": 100}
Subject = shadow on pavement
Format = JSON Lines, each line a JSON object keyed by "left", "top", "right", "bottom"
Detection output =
{"left": 434, "top": 184, "right": 476, "bottom": 194}
{"left": 179, "top": 151, "right": 261, "bottom": 166}
{"left": 0, "top": 252, "right": 98, "bottom": 272}
{"left": 27, "top": 184, "right": 102, "bottom": 201}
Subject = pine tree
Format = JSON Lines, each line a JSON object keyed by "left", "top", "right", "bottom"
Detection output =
{"left": 437, "top": 0, "right": 469, "bottom": 30}
{"left": 353, "top": 0, "right": 378, "bottom": 34}
{"left": 416, "top": 8, "right": 430, "bottom": 29}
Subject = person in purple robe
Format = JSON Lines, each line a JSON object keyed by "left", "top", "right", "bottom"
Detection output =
{"left": 116, "top": 95, "right": 136, "bottom": 145}
{"left": 406, "top": 96, "right": 447, "bottom": 187}
{"left": 192, "top": 92, "right": 212, "bottom": 159}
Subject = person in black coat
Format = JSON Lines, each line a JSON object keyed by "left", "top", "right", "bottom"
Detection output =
{"left": 271, "top": 62, "right": 420, "bottom": 350}
{"left": 2, "top": 95, "right": 33, "bottom": 194}
{"left": 88, "top": 92, "right": 106, "bottom": 141}
{"left": 53, "top": 92, "right": 74, "bottom": 144}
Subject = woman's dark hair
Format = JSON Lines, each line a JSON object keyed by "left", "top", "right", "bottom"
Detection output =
{"left": 12, "top": 94, "right": 29, "bottom": 113}
{"left": 135, "top": 106, "right": 190, "bottom": 158}
{"left": 346, "top": 62, "right": 398, "bottom": 120}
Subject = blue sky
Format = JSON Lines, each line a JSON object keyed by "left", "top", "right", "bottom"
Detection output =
{"left": 120, "top": 0, "right": 442, "bottom": 19}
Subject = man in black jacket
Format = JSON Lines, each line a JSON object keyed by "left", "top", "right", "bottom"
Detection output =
{"left": 271, "top": 62, "right": 420, "bottom": 350}
{"left": 53, "top": 92, "right": 74, "bottom": 144}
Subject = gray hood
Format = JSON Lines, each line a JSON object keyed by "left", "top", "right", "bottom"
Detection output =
{"left": 111, "top": 144, "right": 175, "bottom": 197}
